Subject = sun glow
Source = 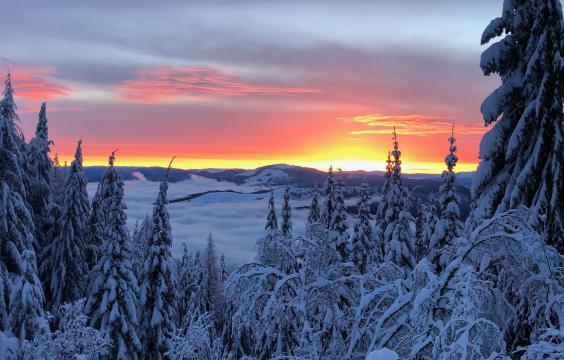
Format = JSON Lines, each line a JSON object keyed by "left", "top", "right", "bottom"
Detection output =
{"left": 72, "top": 155, "right": 477, "bottom": 174}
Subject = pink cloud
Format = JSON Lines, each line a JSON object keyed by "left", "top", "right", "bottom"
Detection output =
{"left": 346, "top": 114, "right": 486, "bottom": 136}
{"left": 118, "top": 66, "right": 319, "bottom": 103}
{"left": 7, "top": 66, "right": 71, "bottom": 101}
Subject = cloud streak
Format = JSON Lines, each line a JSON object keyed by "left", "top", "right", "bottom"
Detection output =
{"left": 5, "top": 66, "right": 71, "bottom": 101}
{"left": 118, "top": 66, "right": 319, "bottom": 103}
{"left": 346, "top": 114, "right": 487, "bottom": 136}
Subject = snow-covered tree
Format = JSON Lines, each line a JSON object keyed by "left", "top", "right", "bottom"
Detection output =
{"left": 203, "top": 233, "right": 224, "bottom": 326}
{"left": 26, "top": 102, "right": 53, "bottom": 253}
{"left": 429, "top": 127, "right": 464, "bottom": 272}
{"left": 281, "top": 186, "right": 292, "bottom": 236}
{"left": 19, "top": 299, "right": 110, "bottom": 359}
{"left": 321, "top": 166, "right": 335, "bottom": 228}
{"left": 351, "top": 182, "right": 375, "bottom": 273}
{"left": 469, "top": 0, "right": 563, "bottom": 251}
{"left": 0, "top": 115, "right": 45, "bottom": 337}
{"left": 167, "top": 313, "right": 220, "bottom": 360}
{"left": 421, "top": 201, "right": 439, "bottom": 258}
{"left": 386, "top": 210, "right": 416, "bottom": 270}
{"left": 132, "top": 214, "right": 153, "bottom": 279}
{"left": 307, "top": 188, "right": 321, "bottom": 224}
{"left": 329, "top": 170, "right": 350, "bottom": 261}
{"left": 9, "top": 250, "right": 48, "bottom": 340}
{"left": 377, "top": 128, "right": 409, "bottom": 246}
{"left": 0, "top": 74, "right": 21, "bottom": 135}
{"left": 374, "top": 151, "right": 393, "bottom": 226}
{"left": 265, "top": 190, "right": 278, "bottom": 231}
{"left": 139, "top": 162, "right": 178, "bottom": 359}
{"left": 221, "top": 254, "right": 228, "bottom": 283}
{"left": 176, "top": 244, "right": 190, "bottom": 313}
{"left": 42, "top": 140, "right": 90, "bottom": 309}
{"left": 84, "top": 152, "right": 141, "bottom": 359}
{"left": 414, "top": 199, "right": 428, "bottom": 261}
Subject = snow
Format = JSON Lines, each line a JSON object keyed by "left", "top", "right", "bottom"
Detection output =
{"left": 131, "top": 171, "right": 147, "bottom": 181}
{"left": 365, "top": 348, "right": 399, "bottom": 360}
{"left": 244, "top": 168, "right": 289, "bottom": 185}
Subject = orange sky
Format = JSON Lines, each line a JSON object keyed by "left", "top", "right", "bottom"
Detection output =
{"left": 6, "top": 1, "right": 501, "bottom": 174}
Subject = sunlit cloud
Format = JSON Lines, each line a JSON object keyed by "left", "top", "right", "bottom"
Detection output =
{"left": 118, "top": 66, "right": 319, "bottom": 103}
{"left": 4, "top": 66, "right": 72, "bottom": 101}
{"left": 345, "top": 114, "right": 486, "bottom": 136}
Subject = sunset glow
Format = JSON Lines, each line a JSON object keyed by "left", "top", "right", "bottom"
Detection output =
{"left": 5, "top": 1, "right": 499, "bottom": 173}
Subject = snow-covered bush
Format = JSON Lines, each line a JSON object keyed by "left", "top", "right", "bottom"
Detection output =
{"left": 19, "top": 299, "right": 109, "bottom": 359}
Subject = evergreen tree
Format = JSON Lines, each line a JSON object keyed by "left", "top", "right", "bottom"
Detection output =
{"left": 430, "top": 127, "right": 464, "bottom": 271}
{"left": 139, "top": 161, "right": 178, "bottom": 359}
{"left": 203, "top": 233, "right": 224, "bottom": 326}
{"left": 281, "top": 186, "right": 293, "bottom": 236}
{"left": 9, "top": 250, "right": 48, "bottom": 340}
{"left": 27, "top": 102, "right": 53, "bottom": 252}
{"left": 0, "top": 74, "right": 32, "bottom": 209}
{"left": 414, "top": 199, "right": 427, "bottom": 261}
{"left": 351, "top": 182, "right": 374, "bottom": 273}
{"left": 43, "top": 140, "right": 90, "bottom": 309}
{"left": 86, "top": 149, "right": 119, "bottom": 269}
{"left": 84, "top": 152, "right": 141, "bottom": 359}
{"left": 470, "top": 0, "right": 563, "bottom": 251}
{"left": 307, "top": 188, "right": 321, "bottom": 224}
{"left": 375, "top": 151, "right": 393, "bottom": 225}
{"left": 265, "top": 190, "right": 278, "bottom": 230}
{"left": 0, "top": 115, "right": 46, "bottom": 337}
{"left": 220, "top": 253, "right": 228, "bottom": 283}
{"left": 132, "top": 213, "right": 152, "bottom": 279}
{"left": 378, "top": 128, "right": 409, "bottom": 245}
{"left": 0, "top": 74, "right": 22, "bottom": 140}
{"left": 321, "top": 165, "right": 335, "bottom": 228}
{"left": 330, "top": 170, "right": 350, "bottom": 261}
{"left": 421, "top": 200, "right": 439, "bottom": 258}
{"left": 176, "top": 242, "right": 192, "bottom": 323}
{"left": 386, "top": 210, "right": 416, "bottom": 270}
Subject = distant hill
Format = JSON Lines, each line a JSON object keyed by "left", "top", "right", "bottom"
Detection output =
{"left": 83, "top": 163, "right": 473, "bottom": 187}
{"left": 82, "top": 164, "right": 474, "bottom": 218}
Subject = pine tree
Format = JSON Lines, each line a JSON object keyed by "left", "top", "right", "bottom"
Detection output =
{"left": 430, "top": 127, "right": 464, "bottom": 271}
{"left": 321, "top": 165, "right": 335, "bottom": 228}
{"left": 43, "top": 140, "right": 90, "bottom": 309}
{"left": 220, "top": 253, "right": 228, "bottom": 282}
{"left": 0, "top": 114, "right": 46, "bottom": 336}
{"left": 139, "top": 161, "right": 178, "bottom": 359}
{"left": 330, "top": 170, "right": 350, "bottom": 261}
{"left": 414, "top": 199, "right": 427, "bottom": 261}
{"left": 387, "top": 210, "right": 416, "bottom": 269}
{"left": 203, "top": 233, "right": 224, "bottom": 327}
{"left": 378, "top": 128, "right": 409, "bottom": 245}
{"left": 351, "top": 182, "right": 374, "bottom": 273}
{"left": 9, "top": 250, "right": 48, "bottom": 340}
{"left": 265, "top": 190, "right": 278, "bottom": 230}
{"left": 27, "top": 102, "right": 53, "bottom": 252}
{"left": 470, "top": 0, "right": 563, "bottom": 251}
{"left": 375, "top": 151, "right": 393, "bottom": 225}
{"left": 132, "top": 213, "right": 152, "bottom": 279}
{"left": 0, "top": 74, "right": 22, "bottom": 140}
{"left": 176, "top": 242, "right": 192, "bottom": 323}
{"left": 86, "top": 150, "right": 120, "bottom": 270}
{"left": 0, "top": 74, "right": 32, "bottom": 209}
{"left": 307, "top": 188, "right": 321, "bottom": 224}
{"left": 421, "top": 200, "right": 439, "bottom": 257}
{"left": 281, "top": 186, "right": 293, "bottom": 236}
{"left": 84, "top": 152, "right": 141, "bottom": 359}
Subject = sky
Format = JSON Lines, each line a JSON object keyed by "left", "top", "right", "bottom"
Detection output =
{"left": 3, "top": 0, "right": 504, "bottom": 173}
